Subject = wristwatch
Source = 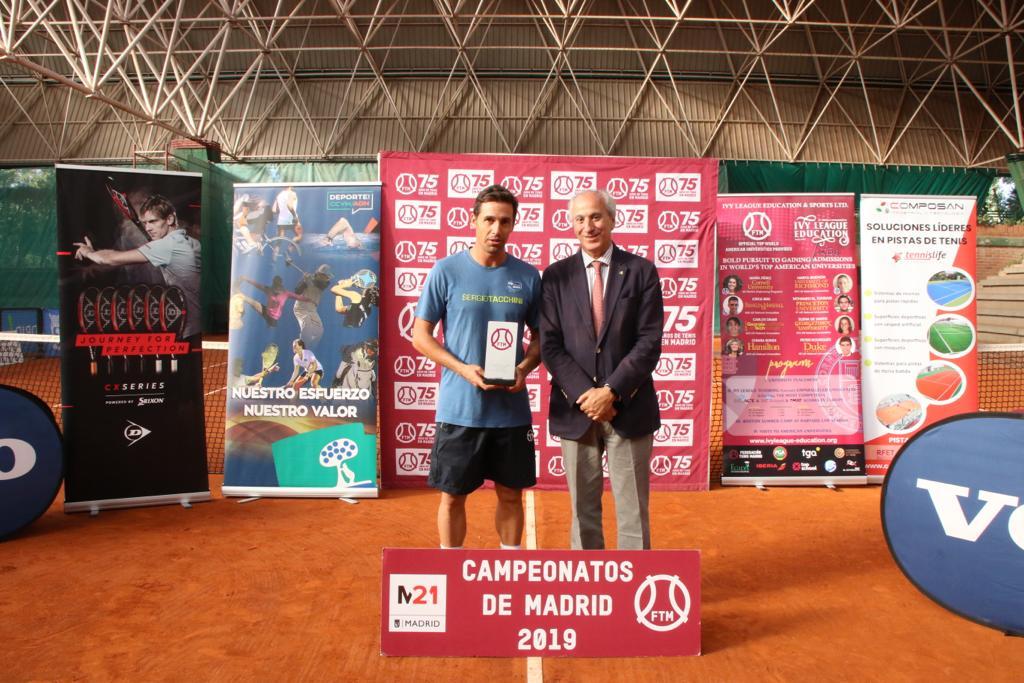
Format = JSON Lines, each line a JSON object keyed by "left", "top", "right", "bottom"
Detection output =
{"left": 603, "top": 383, "right": 618, "bottom": 398}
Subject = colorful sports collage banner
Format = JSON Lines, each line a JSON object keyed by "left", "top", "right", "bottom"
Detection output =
{"left": 860, "top": 195, "right": 978, "bottom": 481}
{"left": 56, "top": 165, "right": 210, "bottom": 511}
{"left": 717, "top": 194, "right": 866, "bottom": 484}
{"left": 379, "top": 152, "right": 717, "bottom": 491}
{"left": 223, "top": 183, "right": 381, "bottom": 498}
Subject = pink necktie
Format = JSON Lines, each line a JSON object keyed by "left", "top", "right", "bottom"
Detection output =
{"left": 592, "top": 261, "right": 605, "bottom": 334}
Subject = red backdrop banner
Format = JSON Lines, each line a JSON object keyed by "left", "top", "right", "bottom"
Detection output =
{"left": 379, "top": 152, "right": 717, "bottom": 491}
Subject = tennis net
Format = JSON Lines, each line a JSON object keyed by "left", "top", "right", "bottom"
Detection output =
{"left": 1, "top": 333, "right": 1021, "bottom": 478}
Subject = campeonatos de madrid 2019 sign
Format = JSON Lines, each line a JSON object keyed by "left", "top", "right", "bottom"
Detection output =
{"left": 381, "top": 549, "right": 700, "bottom": 657}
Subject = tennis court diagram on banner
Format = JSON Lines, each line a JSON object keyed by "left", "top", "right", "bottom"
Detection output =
{"left": 378, "top": 152, "right": 717, "bottom": 491}
{"left": 223, "top": 183, "right": 381, "bottom": 498}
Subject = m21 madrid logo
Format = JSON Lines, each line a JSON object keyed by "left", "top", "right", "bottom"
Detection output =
{"left": 0, "top": 386, "right": 63, "bottom": 539}
{"left": 882, "top": 413, "right": 1024, "bottom": 636}
{"left": 388, "top": 573, "right": 447, "bottom": 631}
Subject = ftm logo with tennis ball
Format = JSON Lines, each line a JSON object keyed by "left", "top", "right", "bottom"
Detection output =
{"left": 271, "top": 422, "right": 376, "bottom": 489}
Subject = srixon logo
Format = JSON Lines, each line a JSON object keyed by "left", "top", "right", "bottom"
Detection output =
{"left": 882, "top": 413, "right": 1024, "bottom": 636}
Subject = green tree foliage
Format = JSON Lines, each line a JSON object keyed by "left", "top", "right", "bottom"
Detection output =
{"left": 0, "top": 168, "right": 57, "bottom": 308}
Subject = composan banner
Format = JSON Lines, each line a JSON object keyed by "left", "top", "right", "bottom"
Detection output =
{"left": 56, "top": 165, "right": 209, "bottom": 511}
{"left": 860, "top": 195, "right": 978, "bottom": 481}
{"left": 379, "top": 152, "right": 717, "bottom": 491}
{"left": 717, "top": 194, "right": 865, "bottom": 485}
{"left": 223, "top": 183, "right": 381, "bottom": 498}
{"left": 381, "top": 549, "right": 700, "bottom": 657}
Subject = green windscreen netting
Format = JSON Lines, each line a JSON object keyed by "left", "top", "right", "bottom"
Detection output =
{"left": 721, "top": 161, "right": 996, "bottom": 204}
{"left": 0, "top": 167, "right": 57, "bottom": 309}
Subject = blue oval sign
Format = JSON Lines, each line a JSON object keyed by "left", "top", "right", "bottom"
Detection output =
{"left": 0, "top": 384, "right": 63, "bottom": 540}
{"left": 882, "top": 413, "right": 1024, "bottom": 635}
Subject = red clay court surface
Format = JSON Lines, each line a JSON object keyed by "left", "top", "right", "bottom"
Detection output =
{"left": 4, "top": 482, "right": 1024, "bottom": 681}
{"left": 916, "top": 367, "right": 965, "bottom": 402}
{"left": 3, "top": 343, "right": 1024, "bottom": 679}
{"left": 875, "top": 398, "right": 921, "bottom": 428}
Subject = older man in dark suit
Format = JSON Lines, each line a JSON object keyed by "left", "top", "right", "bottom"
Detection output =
{"left": 540, "top": 189, "right": 664, "bottom": 550}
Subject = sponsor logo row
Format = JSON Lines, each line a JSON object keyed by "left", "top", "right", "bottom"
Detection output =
{"left": 393, "top": 202, "right": 703, "bottom": 234}
{"left": 393, "top": 170, "right": 702, "bottom": 202}
{"left": 394, "top": 445, "right": 695, "bottom": 479}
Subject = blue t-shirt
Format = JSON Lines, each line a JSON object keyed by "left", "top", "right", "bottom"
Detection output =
{"left": 416, "top": 250, "right": 541, "bottom": 428}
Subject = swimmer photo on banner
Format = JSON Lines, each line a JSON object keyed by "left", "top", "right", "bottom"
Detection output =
{"left": 223, "top": 182, "right": 381, "bottom": 498}
{"left": 859, "top": 195, "right": 979, "bottom": 482}
{"left": 55, "top": 165, "right": 210, "bottom": 511}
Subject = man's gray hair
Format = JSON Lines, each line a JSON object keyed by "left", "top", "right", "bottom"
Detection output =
{"left": 568, "top": 189, "right": 616, "bottom": 218}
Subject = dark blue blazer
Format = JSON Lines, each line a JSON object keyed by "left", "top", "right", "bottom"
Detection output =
{"left": 540, "top": 245, "right": 663, "bottom": 440}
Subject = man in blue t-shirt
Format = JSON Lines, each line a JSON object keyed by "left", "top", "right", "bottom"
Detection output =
{"left": 412, "top": 184, "right": 542, "bottom": 550}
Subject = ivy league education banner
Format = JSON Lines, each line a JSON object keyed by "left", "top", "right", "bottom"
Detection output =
{"left": 223, "top": 183, "right": 381, "bottom": 498}
{"left": 379, "top": 152, "right": 718, "bottom": 491}
{"left": 717, "top": 194, "right": 865, "bottom": 485}
{"left": 859, "top": 195, "right": 979, "bottom": 481}
{"left": 56, "top": 165, "right": 210, "bottom": 511}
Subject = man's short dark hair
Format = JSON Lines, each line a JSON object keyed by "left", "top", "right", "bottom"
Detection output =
{"left": 839, "top": 336, "right": 852, "bottom": 345}
{"left": 472, "top": 184, "right": 518, "bottom": 218}
{"left": 837, "top": 295, "right": 851, "bottom": 303}
{"left": 139, "top": 194, "right": 177, "bottom": 220}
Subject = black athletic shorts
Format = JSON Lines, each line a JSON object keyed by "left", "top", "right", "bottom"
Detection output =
{"left": 428, "top": 423, "right": 536, "bottom": 495}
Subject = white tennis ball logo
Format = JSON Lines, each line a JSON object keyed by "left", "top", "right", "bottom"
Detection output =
{"left": 742, "top": 211, "right": 772, "bottom": 241}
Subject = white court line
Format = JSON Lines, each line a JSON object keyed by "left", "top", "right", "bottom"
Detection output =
{"left": 524, "top": 490, "right": 543, "bottom": 683}
{"left": 931, "top": 323, "right": 956, "bottom": 354}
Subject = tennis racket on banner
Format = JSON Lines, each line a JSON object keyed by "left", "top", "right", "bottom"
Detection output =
{"left": 77, "top": 286, "right": 100, "bottom": 376}
{"left": 127, "top": 284, "right": 149, "bottom": 372}
{"left": 105, "top": 176, "right": 148, "bottom": 241}
{"left": 96, "top": 286, "right": 116, "bottom": 374}
{"left": 259, "top": 342, "right": 280, "bottom": 381}
{"left": 160, "top": 286, "right": 186, "bottom": 373}
{"left": 112, "top": 285, "right": 131, "bottom": 372}
{"left": 145, "top": 284, "right": 165, "bottom": 373}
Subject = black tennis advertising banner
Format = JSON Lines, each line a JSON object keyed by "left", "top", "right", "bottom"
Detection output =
{"left": 56, "top": 165, "right": 210, "bottom": 512}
